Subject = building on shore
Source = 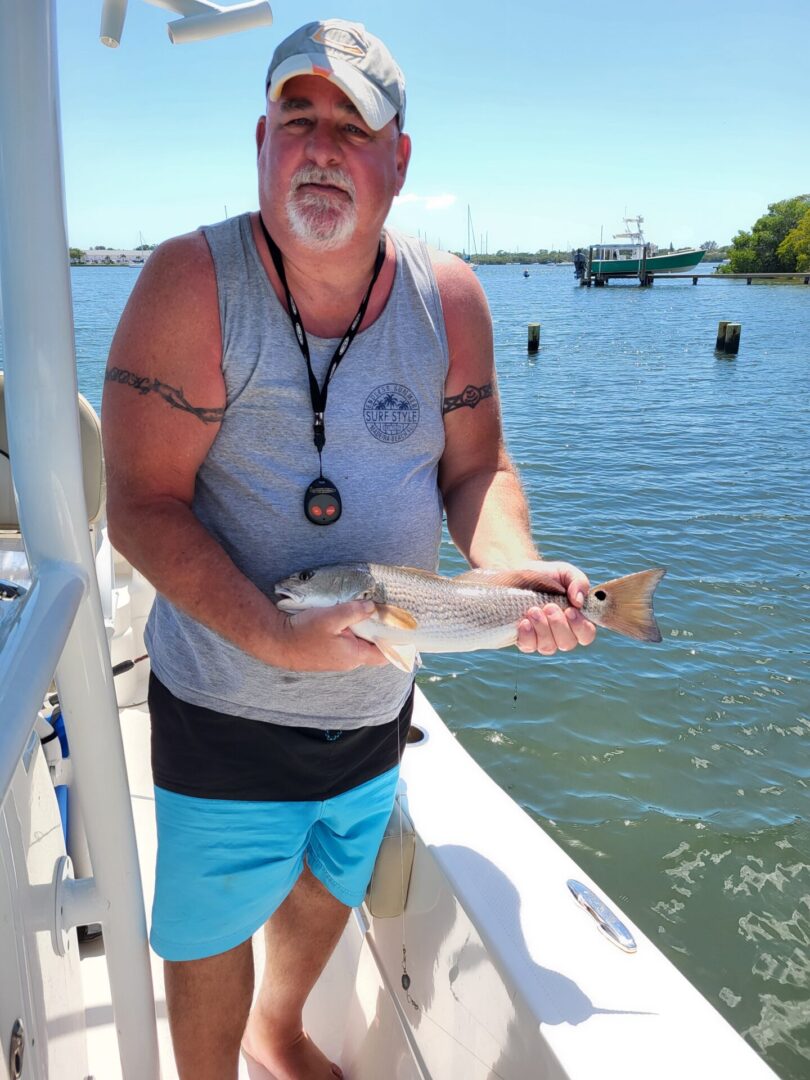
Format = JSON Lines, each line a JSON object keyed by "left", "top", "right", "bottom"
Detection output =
{"left": 72, "top": 248, "right": 152, "bottom": 266}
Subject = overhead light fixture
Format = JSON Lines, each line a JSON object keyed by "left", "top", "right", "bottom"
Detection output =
{"left": 167, "top": 1, "right": 273, "bottom": 45}
{"left": 100, "top": 0, "right": 128, "bottom": 47}
{"left": 99, "top": 0, "right": 273, "bottom": 49}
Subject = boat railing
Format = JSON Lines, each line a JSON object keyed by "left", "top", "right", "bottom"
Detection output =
{"left": 1, "top": 5, "right": 277, "bottom": 1075}
{"left": 0, "top": 3, "right": 161, "bottom": 1076}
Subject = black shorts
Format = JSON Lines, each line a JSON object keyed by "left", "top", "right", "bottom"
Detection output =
{"left": 148, "top": 673, "right": 414, "bottom": 802}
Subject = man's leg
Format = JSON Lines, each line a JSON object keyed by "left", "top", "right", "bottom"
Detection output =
{"left": 164, "top": 937, "right": 254, "bottom": 1080}
{"left": 242, "top": 864, "right": 350, "bottom": 1080}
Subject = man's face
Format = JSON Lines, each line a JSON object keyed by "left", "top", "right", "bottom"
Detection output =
{"left": 257, "top": 74, "right": 410, "bottom": 251}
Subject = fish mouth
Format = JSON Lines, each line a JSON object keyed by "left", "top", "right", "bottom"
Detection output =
{"left": 273, "top": 587, "right": 304, "bottom": 612}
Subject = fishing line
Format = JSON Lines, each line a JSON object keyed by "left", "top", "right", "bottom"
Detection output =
{"left": 397, "top": 696, "right": 419, "bottom": 1011}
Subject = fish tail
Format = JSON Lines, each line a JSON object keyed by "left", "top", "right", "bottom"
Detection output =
{"left": 584, "top": 568, "right": 666, "bottom": 642}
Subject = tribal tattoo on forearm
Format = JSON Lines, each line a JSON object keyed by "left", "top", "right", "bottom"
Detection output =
{"left": 442, "top": 382, "right": 493, "bottom": 415}
{"left": 105, "top": 367, "right": 224, "bottom": 424}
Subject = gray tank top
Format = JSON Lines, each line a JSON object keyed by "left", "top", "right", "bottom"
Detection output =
{"left": 145, "top": 214, "right": 449, "bottom": 728}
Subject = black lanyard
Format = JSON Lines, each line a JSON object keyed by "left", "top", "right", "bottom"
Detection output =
{"left": 259, "top": 216, "right": 386, "bottom": 465}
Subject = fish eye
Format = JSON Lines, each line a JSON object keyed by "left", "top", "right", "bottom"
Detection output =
{"left": 594, "top": 589, "right": 607, "bottom": 601}
{"left": 299, "top": 569, "right": 315, "bottom": 582}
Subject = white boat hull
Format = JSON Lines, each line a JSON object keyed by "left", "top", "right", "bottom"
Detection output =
{"left": 1, "top": 541, "right": 781, "bottom": 1079}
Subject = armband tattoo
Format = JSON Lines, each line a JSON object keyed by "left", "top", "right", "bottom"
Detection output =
{"left": 105, "top": 367, "right": 224, "bottom": 424}
{"left": 442, "top": 382, "right": 493, "bottom": 415}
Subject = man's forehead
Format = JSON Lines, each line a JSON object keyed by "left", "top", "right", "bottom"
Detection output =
{"left": 274, "top": 74, "right": 359, "bottom": 114}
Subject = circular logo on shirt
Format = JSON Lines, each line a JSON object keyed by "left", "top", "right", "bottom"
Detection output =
{"left": 363, "top": 383, "right": 420, "bottom": 443}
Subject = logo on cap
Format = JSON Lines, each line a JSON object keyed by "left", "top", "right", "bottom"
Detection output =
{"left": 311, "top": 25, "right": 367, "bottom": 59}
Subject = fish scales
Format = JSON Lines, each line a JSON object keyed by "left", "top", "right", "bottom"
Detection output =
{"left": 367, "top": 563, "right": 570, "bottom": 635}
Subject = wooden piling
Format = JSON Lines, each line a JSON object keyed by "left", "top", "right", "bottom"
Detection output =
{"left": 715, "top": 321, "right": 729, "bottom": 350}
{"left": 639, "top": 244, "right": 647, "bottom": 286}
{"left": 528, "top": 323, "right": 540, "bottom": 353}
{"left": 724, "top": 323, "right": 741, "bottom": 355}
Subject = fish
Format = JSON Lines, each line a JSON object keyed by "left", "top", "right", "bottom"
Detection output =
{"left": 273, "top": 563, "right": 666, "bottom": 673}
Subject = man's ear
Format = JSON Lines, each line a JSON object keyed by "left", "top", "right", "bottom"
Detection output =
{"left": 256, "top": 114, "right": 267, "bottom": 159}
{"left": 395, "top": 132, "right": 412, "bottom": 194}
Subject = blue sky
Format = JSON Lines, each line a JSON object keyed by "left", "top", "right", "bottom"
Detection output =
{"left": 58, "top": 0, "right": 810, "bottom": 253}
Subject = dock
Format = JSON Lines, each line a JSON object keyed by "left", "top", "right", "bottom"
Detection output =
{"left": 580, "top": 248, "right": 810, "bottom": 288}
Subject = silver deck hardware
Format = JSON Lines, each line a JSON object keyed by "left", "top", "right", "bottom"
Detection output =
{"left": 567, "top": 879, "right": 638, "bottom": 953}
{"left": 9, "top": 1018, "right": 24, "bottom": 1078}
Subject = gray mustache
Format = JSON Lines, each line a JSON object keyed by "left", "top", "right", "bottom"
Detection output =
{"left": 291, "top": 167, "right": 356, "bottom": 199}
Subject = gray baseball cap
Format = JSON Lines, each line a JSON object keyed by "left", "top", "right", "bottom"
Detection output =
{"left": 265, "top": 20, "right": 406, "bottom": 131}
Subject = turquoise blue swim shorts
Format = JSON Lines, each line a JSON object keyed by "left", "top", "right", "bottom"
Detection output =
{"left": 150, "top": 765, "right": 400, "bottom": 961}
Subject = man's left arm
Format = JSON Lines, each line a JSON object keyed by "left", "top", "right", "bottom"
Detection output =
{"left": 433, "top": 252, "right": 596, "bottom": 655}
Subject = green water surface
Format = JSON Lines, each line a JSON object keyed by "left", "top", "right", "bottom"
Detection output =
{"left": 5, "top": 261, "right": 808, "bottom": 1077}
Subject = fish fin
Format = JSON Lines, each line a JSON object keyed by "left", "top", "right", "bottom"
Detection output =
{"left": 585, "top": 568, "right": 666, "bottom": 642}
{"left": 373, "top": 604, "right": 418, "bottom": 630}
{"left": 453, "top": 567, "right": 566, "bottom": 594}
{"left": 374, "top": 640, "right": 419, "bottom": 673}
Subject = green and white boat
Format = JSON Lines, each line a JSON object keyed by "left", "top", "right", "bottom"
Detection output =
{"left": 589, "top": 216, "right": 705, "bottom": 275}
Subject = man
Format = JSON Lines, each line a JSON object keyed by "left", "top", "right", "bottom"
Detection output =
{"left": 102, "top": 19, "right": 596, "bottom": 1080}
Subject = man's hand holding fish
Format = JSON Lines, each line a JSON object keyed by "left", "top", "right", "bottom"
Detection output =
{"left": 509, "top": 559, "right": 597, "bottom": 656}
{"left": 277, "top": 598, "right": 390, "bottom": 672}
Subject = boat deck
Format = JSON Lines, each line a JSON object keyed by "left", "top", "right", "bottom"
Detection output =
{"left": 79, "top": 701, "right": 268, "bottom": 1078}
{"left": 78, "top": 695, "right": 419, "bottom": 1080}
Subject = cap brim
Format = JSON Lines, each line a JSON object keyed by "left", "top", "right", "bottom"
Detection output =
{"left": 268, "top": 54, "right": 397, "bottom": 131}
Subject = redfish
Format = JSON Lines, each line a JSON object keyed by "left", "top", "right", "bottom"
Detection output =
{"left": 274, "top": 563, "right": 665, "bottom": 673}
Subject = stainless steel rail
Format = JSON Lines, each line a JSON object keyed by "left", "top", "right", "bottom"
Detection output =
{"left": 0, "top": 2, "right": 160, "bottom": 1076}
{"left": 0, "top": 565, "right": 85, "bottom": 808}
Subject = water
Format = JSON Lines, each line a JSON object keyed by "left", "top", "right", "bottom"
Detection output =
{"left": 4, "top": 263, "right": 810, "bottom": 1076}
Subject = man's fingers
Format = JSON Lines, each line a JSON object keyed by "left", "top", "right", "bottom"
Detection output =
{"left": 517, "top": 609, "right": 557, "bottom": 655}
{"left": 516, "top": 603, "right": 597, "bottom": 655}
{"left": 516, "top": 618, "right": 540, "bottom": 654}
{"left": 325, "top": 599, "right": 377, "bottom": 629}
{"left": 283, "top": 602, "right": 388, "bottom": 670}
{"left": 517, "top": 559, "right": 590, "bottom": 607}
{"left": 539, "top": 604, "right": 579, "bottom": 651}
{"left": 569, "top": 581, "right": 588, "bottom": 607}
{"left": 565, "top": 606, "right": 597, "bottom": 645}
{"left": 336, "top": 625, "right": 389, "bottom": 665}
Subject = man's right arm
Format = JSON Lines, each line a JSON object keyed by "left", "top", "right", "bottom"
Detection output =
{"left": 102, "top": 232, "right": 384, "bottom": 672}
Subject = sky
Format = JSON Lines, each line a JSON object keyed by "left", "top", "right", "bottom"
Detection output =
{"left": 56, "top": 0, "right": 810, "bottom": 253}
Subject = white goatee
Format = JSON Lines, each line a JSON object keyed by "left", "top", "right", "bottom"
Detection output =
{"left": 286, "top": 166, "right": 358, "bottom": 251}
